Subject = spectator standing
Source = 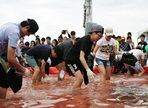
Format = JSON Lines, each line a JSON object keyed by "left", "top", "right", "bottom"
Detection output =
{"left": 119, "top": 36, "right": 131, "bottom": 52}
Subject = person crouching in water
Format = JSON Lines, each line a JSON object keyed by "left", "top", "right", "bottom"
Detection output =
{"left": 25, "top": 45, "right": 62, "bottom": 84}
{"left": 116, "top": 48, "right": 145, "bottom": 76}
{"left": 93, "top": 27, "right": 122, "bottom": 83}
{"left": 55, "top": 37, "right": 81, "bottom": 81}
{"left": 65, "top": 23, "right": 104, "bottom": 89}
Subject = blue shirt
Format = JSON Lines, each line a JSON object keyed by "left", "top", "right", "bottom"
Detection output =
{"left": 0, "top": 23, "right": 22, "bottom": 55}
{"left": 26, "top": 45, "right": 51, "bottom": 62}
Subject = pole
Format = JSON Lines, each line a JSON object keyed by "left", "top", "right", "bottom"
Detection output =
{"left": 83, "top": 0, "right": 93, "bottom": 35}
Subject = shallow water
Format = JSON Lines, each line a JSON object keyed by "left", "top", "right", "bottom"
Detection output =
{"left": 0, "top": 74, "right": 148, "bottom": 108}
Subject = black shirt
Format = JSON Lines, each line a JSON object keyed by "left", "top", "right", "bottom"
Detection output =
{"left": 65, "top": 35, "right": 93, "bottom": 64}
{"left": 138, "top": 41, "right": 147, "bottom": 53}
{"left": 26, "top": 45, "right": 51, "bottom": 62}
{"left": 21, "top": 47, "right": 30, "bottom": 57}
{"left": 58, "top": 40, "right": 73, "bottom": 61}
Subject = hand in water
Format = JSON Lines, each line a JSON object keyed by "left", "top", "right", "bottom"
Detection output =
{"left": 58, "top": 70, "right": 65, "bottom": 80}
{"left": 24, "top": 68, "right": 31, "bottom": 76}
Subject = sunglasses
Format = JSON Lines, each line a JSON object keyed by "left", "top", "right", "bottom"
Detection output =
{"left": 97, "top": 33, "right": 102, "bottom": 37}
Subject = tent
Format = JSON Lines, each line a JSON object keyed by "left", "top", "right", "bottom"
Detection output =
{"left": 137, "top": 27, "right": 148, "bottom": 43}
{"left": 137, "top": 27, "right": 148, "bottom": 38}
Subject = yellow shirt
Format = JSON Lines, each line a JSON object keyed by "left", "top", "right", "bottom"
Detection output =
{"left": 116, "top": 40, "right": 119, "bottom": 51}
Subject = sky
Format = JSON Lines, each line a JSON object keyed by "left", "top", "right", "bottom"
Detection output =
{"left": 0, "top": 0, "right": 148, "bottom": 45}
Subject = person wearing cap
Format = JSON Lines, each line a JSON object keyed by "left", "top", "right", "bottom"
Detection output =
{"left": 93, "top": 27, "right": 122, "bottom": 82}
{"left": 65, "top": 23, "right": 104, "bottom": 89}
{"left": 25, "top": 45, "right": 62, "bottom": 84}
{"left": 0, "top": 18, "right": 39, "bottom": 99}
{"left": 119, "top": 36, "right": 131, "bottom": 52}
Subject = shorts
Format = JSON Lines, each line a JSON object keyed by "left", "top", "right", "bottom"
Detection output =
{"left": 124, "top": 62, "right": 143, "bottom": 72}
{"left": 0, "top": 57, "right": 22, "bottom": 92}
{"left": 25, "top": 54, "right": 38, "bottom": 68}
{"left": 0, "top": 63, "right": 10, "bottom": 88}
{"left": 65, "top": 61, "right": 85, "bottom": 76}
{"left": 96, "top": 58, "right": 110, "bottom": 67}
{"left": 65, "top": 61, "right": 89, "bottom": 85}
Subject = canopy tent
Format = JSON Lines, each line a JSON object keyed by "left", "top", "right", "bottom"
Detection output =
{"left": 137, "top": 27, "right": 148, "bottom": 43}
{"left": 137, "top": 27, "right": 148, "bottom": 38}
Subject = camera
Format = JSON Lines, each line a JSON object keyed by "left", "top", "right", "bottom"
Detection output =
{"left": 62, "top": 30, "right": 66, "bottom": 34}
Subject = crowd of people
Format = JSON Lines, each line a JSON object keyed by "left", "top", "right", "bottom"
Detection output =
{"left": 0, "top": 18, "right": 148, "bottom": 99}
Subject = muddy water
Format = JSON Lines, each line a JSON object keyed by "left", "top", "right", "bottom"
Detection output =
{"left": 0, "top": 74, "right": 148, "bottom": 108}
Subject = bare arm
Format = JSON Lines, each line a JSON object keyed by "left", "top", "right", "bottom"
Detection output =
{"left": 20, "top": 52, "right": 23, "bottom": 59}
{"left": 40, "top": 59, "right": 46, "bottom": 78}
{"left": 61, "top": 61, "right": 66, "bottom": 71}
{"left": 93, "top": 44, "right": 99, "bottom": 55}
{"left": 79, "top": 50, "right": 89, "bottom": 70}
{"left": 113, "top": 46, "right": 122, "bottom": 55}
{"left": 66, "top": 30, "right": 71, "bottom": 38}
{"left": 7, "top": 46, "right": 25, "bottom": 72}
{"left": 80, "top": 50, "right": 95, "bottom": 83}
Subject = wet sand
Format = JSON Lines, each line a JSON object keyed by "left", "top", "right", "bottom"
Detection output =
{"left": 0, "top": 74, "right": 148, "bottom": 108}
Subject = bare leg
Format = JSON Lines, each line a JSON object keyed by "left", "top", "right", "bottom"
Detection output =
{"left": 98, "top": 65, "right": 106, "bottom": 82}
{"left": 36, "top": 72, "right": 42, "bottom": 82}
{"left": 72, "top": 70, "right": 83, "bottom": 89}
{"left": 32, "top": 66, "right": 40, "bottom": 84}
{"left": 106, "top": 66, "right": 111, "bottom": 80}
{"left": 55, "top": 63, "right": 62, "bottom": 72}
{"left": 138, "top": 69, "right": 145, "bottom": 77}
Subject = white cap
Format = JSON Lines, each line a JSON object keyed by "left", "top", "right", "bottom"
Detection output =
{"left": 105, "top": 27, "right": 113, "bottom": 36}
